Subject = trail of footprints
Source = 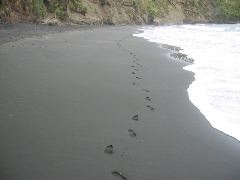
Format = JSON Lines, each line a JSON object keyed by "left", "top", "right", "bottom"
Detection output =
{"left": 104, "top": 40, "right": 156, "bottom": 180}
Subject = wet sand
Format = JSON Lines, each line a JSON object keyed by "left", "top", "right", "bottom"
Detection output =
{"left": 0, "top": 23, "right": 94, "bottom": 46}
{"left": 0, "top": 25, "right": 240, "bottom": 180}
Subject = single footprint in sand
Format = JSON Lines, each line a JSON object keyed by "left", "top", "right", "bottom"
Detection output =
{"left": 131, "top": 65, "right": 135, "bottom": 68}
{"left": 132, "top": 115, "right": 139, "bottom": 121}
{"left": 128, "top": 129, "right": 137, "bottom": 137}
{"left": 132, "top": 82, "right": 136, "bottom": 86}
{"left": 136, "top": 63, "right": 143, "bottom": 67}
{"left": 142, "top": 88, "right": 151, "bottom": 93}
{"left": 132, "top": 71, "right": 136, "bottom": 75}
{"left": 112, "top": 171, "right": 128, "bottom": 180}
{"left": 145, "top": 97, "right": 151, "bottom": 101}
{"left": 136, "top": 77, "right": 142, "bottom": 80}
{"left": 104, "top": 145, "right": 114, "bottom": 154}
{"left": 146, "top": 105, "right": 155, "bottom": 111}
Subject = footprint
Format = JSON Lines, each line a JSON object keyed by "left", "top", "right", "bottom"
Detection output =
{"left": 128, "top": 129, "right": 137, "bottom": 137}
{"left": 104, "top": 145, "right": 114, "bottom": 154}
{"left": 136, "top": 63, "right": 143, "bottom": 67}
{"left": 146, "top": 105, "right": 155, "bottom": 111}
{"left": 132, "top": 82, "right": 136, "bottom": 86}
{"left": 145, "top": 97, "right": 151, "bottom": 101}
{"left": 142, "top": 88, "right": 151, "bottom": 93}
{"left": 132, "top": 71, "right": 136, "bottom": 75}
{"left": 112, "top": 170, "right": 128, "bottom": 180}
{"left": 132, "top": 115, "right": 139, "bottom": 121}
{"left": 136, "top": 77, "right": 142, "bottom": 80}
{"left": 134, "top": 69, "right": 138, "bottom": 71}
{"left": 131, "top": 65, "right": 135, "bottom": 68}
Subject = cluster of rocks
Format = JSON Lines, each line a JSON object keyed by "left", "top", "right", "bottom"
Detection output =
{"left": 170, "top": 52, "right": 194, "bottom": 64}
{"left": 162, "top": 44, "right": 182, "bottom": 52}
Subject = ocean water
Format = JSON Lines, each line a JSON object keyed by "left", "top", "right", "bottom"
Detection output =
{"left": 134, "top": 24, "right": 240, "bottom": 141}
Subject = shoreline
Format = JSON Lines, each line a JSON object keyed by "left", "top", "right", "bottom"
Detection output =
{"left": 0, "top": 23, "right": 100, "bottom": 46}
{"left": 1, "top": 25, "right": 240, "bottom": 179}
{"left": 134, "top": 24, "right": 240, "bottom": 142}
{"left": 2, "top": 22, "right": 240, "bottom": 46}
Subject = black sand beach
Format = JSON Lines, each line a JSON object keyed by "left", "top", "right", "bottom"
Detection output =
{"left": 0, "top": 25, "right": 240, "bottom": 180}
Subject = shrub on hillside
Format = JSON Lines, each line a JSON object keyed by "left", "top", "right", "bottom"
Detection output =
{"left": 69, "top": 0, "right": 87, "bottom": 15}
{"left": 100, "top": 0, "right": 110, "bottom": 6}
{"left": 216, "top": 0, "right": 240, "bottom": 18}
{"left": 32, "top": 0, "right": 47, "bottom": 18}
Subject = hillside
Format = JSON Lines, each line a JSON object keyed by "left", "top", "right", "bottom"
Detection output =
{"left": 0, "top": 0, "right": 240, "bottom": 24}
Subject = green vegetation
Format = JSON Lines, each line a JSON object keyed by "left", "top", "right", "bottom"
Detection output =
{"left": 176, "top": 0, "right": 212, "bottom": 21}
{"left": 47, "top": 0, "right": 87, "bottom": 20}
{"left": 47, "top": 1, "right": 69, "bottom": 20}
{"left": 69, "top": 0, "right": 87, "bottom": 15}
{"left": 133, "top": 0, "right": 170, "bottom": 21}
{"left": 216, "top": 0, "right": 240, "bottom": 18}
{"left": 55, "top": 5, "right": 68, "bottom": 20}
{"left": 184, "top": 0, "right": 208, "bottom": 15}
{"left": 21, "top": 0, "right": 47, "bottom": 18}
{"left": 32, "top": 0, "right": 47, "bottom": 18}
{"left": 1, "top": 0, "right": 240, "bottom": 23}
{"left": 22, "top": 0, "right": 87, "bottom": 20}
{"left": 100, "top": 0, "right": 110, "bottom": 6}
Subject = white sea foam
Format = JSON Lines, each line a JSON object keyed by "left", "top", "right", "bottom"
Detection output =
{"left": 134, "top": 24, "right": 240, "bottom": 141}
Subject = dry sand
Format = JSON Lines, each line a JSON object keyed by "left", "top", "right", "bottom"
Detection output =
{"left": 0, "top": 25, "right": 240, "bottom": 180}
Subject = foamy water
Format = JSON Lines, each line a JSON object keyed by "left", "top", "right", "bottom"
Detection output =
{"left": 134, "top": 24, "right": 240, "bottom": 141}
